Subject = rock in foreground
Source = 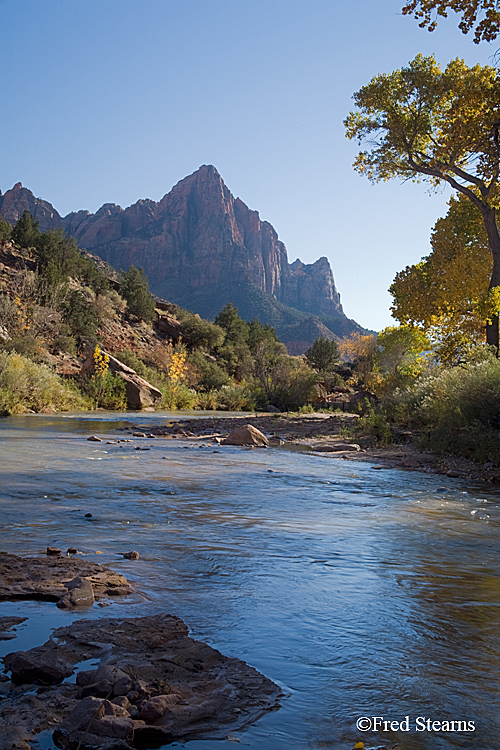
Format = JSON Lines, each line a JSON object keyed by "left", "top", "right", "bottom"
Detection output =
{"left": 0, "top": 613, "right": 281, "bottom": 749}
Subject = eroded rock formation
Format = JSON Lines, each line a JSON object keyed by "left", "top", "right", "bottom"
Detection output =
{"left": 0, "top": 613, "right": 281, "bottom": 749}
{"left": 0, "top": 168, "right": 368, "bottom": 351}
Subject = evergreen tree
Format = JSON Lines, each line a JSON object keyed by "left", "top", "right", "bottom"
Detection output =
{"left": 0, "top": 216, "right": 12, "bottom": 241}
{"left": 12, "top": 211, "right": 41, "bottom": 249}
{"left": 119, "top": 266, "right": 156, "bottom": 322}
{"left": 305, "top": 336, "right": 339, "bottom": 372}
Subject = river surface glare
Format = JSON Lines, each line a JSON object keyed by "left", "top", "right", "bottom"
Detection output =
{"left": 1, "top": 412, "right": 500, "bottom": 750}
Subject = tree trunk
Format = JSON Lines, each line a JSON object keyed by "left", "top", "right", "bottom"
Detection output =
{"left": 483, "top": 206, "right": 500, "bottom": 352}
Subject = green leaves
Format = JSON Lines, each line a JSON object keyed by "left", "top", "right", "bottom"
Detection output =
{"left": 344, "top": 54, "right": 500, "bottom": 196}
{"left": 402, "top": 1, "right": 500, "bottom": 44}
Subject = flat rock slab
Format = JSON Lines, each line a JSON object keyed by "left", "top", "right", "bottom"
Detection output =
{"left": 0, "top": 616, "right": 27, "bottom": 641}
{"left": 0, "top": 613, "right": 281, "bottom": 749}
{"left": 311, "top": 442, "right": 361, "bottom": 452}
{"left": 0, "top": 553, "right": 132, "bottom": 604}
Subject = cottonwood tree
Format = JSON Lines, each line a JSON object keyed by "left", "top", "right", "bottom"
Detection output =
{"left": 391, "top": 194, "right": 491, "bottom": 361}
{"left": 402, "top": 0, "right": 500, "bottom": 43}
{"left": 344, "top": 54, "right": 500, "bottom": 348}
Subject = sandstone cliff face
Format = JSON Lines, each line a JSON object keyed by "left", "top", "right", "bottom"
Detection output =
{"left": 0, "top": 167, "right": 343, "bottom": 320}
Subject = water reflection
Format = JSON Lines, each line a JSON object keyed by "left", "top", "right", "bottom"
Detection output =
{"left": 1, "top": 413, "right": 500, "bottom": 748}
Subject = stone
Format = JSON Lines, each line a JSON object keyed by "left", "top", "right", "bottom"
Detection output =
{"left": 0, "top": 552, "right": 133, "bottom": 603}
{"left": 87, "top": 435, "right": 102, "bottom": 442}
{"left": 139, "top": 694, "right": 180, "bottom": 722}
{"left": 223, "top": 424, "right": 269, "bottom": 447}
{"left": 67, "top": 547, "right": 78, "bottom": 555}
{"left": 53, "top": 697, "right": 135, "bottom": 748}
{"left": 57, "top": 577, "right": 95, "bottom": 609}
{"left": 311, "top": 442, "right": 360, "bottom": 452}
{"left": 0, "top": 613, "right": 281, "bottom": 748}
{"left": 266, "top": 405, "right": 281, "bottom": 413}
{"left": 46, "top": 547, "right": 62, "bottom": 556}
{"left": 0, "top": 616, "right": 27, "bottom": 641}
{"left": 5, "top": 650, "right": 74, "bottom": 685}
{"left": 122, "top": 551, "right": 139, "bottom": 560}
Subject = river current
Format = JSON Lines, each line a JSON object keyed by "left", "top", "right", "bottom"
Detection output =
{"left": 1, "top": 412, "right": 500, "bottom": 750}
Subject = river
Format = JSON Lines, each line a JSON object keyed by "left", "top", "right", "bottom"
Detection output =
{"left": 1, "top": 412, "right": 500, "bottom": 750}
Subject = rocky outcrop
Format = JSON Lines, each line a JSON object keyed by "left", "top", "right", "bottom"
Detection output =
{"left": 0, "top": 168, "right": 368, "bottom": 352}
{"left": 0, "top": 613, "right": 281, "bottom": 749}
{"left": 80, "top": 350, "right": 162, "bottom": 409}
{"left": 0, "top": 552, "right": 132, "bottom": 605}
{"left": 0, "top": 183, "right": 62, "bottom": 232}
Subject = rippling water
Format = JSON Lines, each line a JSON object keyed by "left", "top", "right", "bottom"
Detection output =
{"left": 1, "top": 412, "right": 500, "bottom": 749}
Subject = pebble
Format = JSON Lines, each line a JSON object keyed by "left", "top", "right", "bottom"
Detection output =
{"left": 132, "top": 432, "right": 147, "bottom": 438}
{"left": 46, "top": 547, "right": 62, "bottom": 556}
{"left": 87, "top": 436, "right": 102, "bottom": 442}
{"left": 122, "top": 551, "right": 139, "bottom": 560}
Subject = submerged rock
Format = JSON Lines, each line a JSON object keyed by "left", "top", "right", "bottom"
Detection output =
{"left": 0, "top": 613, "right": 281, "bottom": 749}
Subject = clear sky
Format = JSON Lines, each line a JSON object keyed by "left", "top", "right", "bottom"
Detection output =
{"left": 0, "top": 0, "right": 496, "bottom": 331}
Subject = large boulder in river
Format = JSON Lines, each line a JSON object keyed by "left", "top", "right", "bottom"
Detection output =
{"left": 223, "top": 424, "right": 269, "bottom": 447}
{"left": 81, "top": 350, "right": 162, "bottom": 410}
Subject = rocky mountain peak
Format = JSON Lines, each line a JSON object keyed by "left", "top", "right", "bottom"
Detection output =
{"left": 0, "top": 167, "right": 366, "bottom": 351}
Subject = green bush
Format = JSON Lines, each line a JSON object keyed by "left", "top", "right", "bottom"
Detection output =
{"left": 176, "top": 310, "right": 225, "bottom": 350}
{"left": 397, "top": 351, "right": 500, "bottom": 460}
{"left": 188, "top": 349, "right": 230, "bottom": 391}
{"left": 1, "top": 334, "right": 48, "bottom": 362}
{"left": 158, "top": 381, "right": 197, "bottom": 410}
{"left": 79, "top": 371, "right": 127, "bottom": 410}
{"left": 0, "top": 351, "right": 87, "bottom": 413}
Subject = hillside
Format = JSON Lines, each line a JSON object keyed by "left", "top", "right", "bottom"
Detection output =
{"left": 0, "top": 168, "right": 369, "bottom": 351}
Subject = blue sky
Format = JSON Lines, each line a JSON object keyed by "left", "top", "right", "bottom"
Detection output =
{"left": 0, "top": 0, "right": 496, "bottom": 331}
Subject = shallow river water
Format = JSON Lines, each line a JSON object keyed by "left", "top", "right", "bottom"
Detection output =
{"left": 1, "top": 412, "right": 500, "bottom": 750}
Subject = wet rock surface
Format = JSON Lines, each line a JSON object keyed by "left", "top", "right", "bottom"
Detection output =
{"left": 0, "top": 553, "right": 133, "bottom": 605}
{"left": 0, "top": 613, "right": 281, "bottom": 749}
{"left": 0, "top": 617, "right": 27, "bottom": 641}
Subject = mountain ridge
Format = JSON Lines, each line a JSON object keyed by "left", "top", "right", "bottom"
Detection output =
{"left": 0, "top": 167, "right": 368, "bottom": 351}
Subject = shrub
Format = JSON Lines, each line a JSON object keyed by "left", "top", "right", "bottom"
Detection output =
{"left": 63, "top": 290, "right": 99, "bottom": 338}
{"left": 398, "top": 351, "right": 500, "bottom": 461}
{"left": 189, "top": 349, "right": 230, "bottom": 391}
{"left": 176, "top": 310, "right": 225, "bottom": 350}
{"left": 0, "top": 351, "right": 87, "bottom": 413}
{"left": 80, "top": 370, "right": 127, "bottom": 410}
{"left": 1, "top": 334, "right": 48, "bottom": 362}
